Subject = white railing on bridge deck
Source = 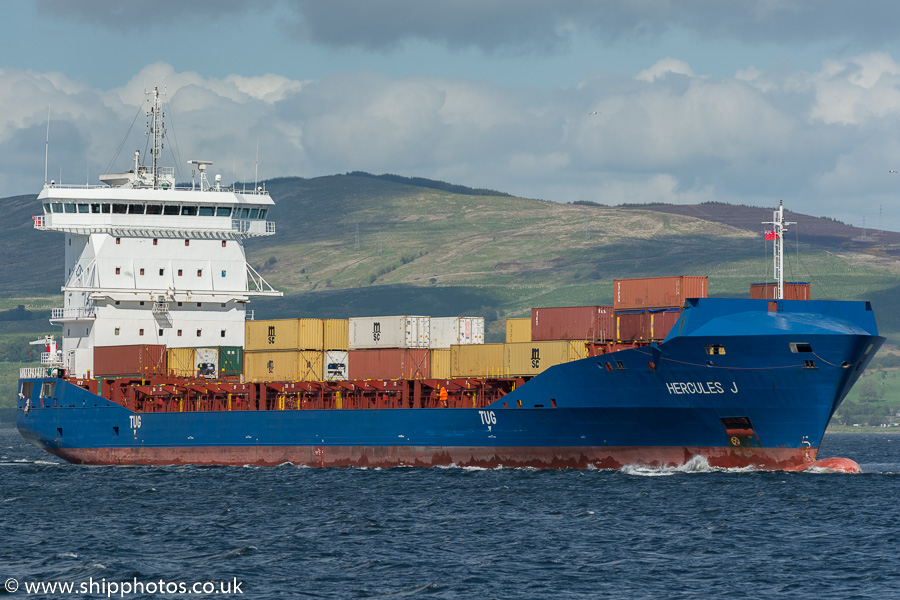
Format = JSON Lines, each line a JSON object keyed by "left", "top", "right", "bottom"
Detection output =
{"left": 51, "top": 307, "right": 96, "bottom": 320}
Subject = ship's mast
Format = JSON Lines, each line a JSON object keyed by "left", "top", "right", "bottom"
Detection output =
{"left": 147, "top": 87, "right": 164, "bottom": 189}
{"left": 761, "top": 200, "right": 796, "bottom": 300}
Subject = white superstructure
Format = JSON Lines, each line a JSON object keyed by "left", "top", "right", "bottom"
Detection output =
{"left": 34, "top": 88, "right": 281, "bottom": 377}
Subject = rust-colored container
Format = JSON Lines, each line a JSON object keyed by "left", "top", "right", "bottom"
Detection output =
{"left": 531, "top": 306, "right": 614, "bottom": 342}
{"left": 613, "top": 276, "right": 708, "bottom": 310}
{"left": 244, "top": 350, "right": 323, "bottom": 383}
{"left": 452, "top": 343, "right": 506, "bottom": 378}
{"left": 323, "top": 319, "right": 349, "bottom": 350}
{"left": 505, "top": 318, "right": 531, "bottom": 343}
{"left": 505, "top": 341, "right": 587, "bottom": 377}
{"left": 750, "top": 282, "right": 811, "bottom": 300}
{"left": 94, "top": 344, "right": 167, "bottom": 378}
{"left": 615, "top": 311, "right": 647, "bottom": 341}
{"left": 348, "top": 349, "right": 430, "bottom": 380}
{"left": 430, "top": 348, "right": 451, "bottom": 379}
{"left": 648, "top": 309, "right": 683, "bottom": 340}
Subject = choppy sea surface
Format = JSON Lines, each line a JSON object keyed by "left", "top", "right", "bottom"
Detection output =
{"left": 2, "top": 428, "right": 900, "bottom": 599}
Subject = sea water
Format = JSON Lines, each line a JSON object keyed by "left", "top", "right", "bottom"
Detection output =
{"left": 1, "top": 428, "right": 899, "bottom": 599}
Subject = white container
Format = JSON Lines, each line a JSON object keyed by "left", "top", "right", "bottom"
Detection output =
{"left": 195, "top": 347, "right": 219, "bottom": 378}
{"left": 324, "top": 350, "right": 349, "bottom": 381}
{"left": 430, "top": 317, "right": 485, "bottom": 348}
{"left": 349, "top": 316, "right": 431, "bottom": 349}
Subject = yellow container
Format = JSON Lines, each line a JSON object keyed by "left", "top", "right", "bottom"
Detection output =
{"left": 505, "top": 340, "right": 586, "bottom": 377}
{"left": 451, "top": 343, "right": 506, "bottom": 378}
{"left": 245, "top": 318, "right": 324, "bottom": 351}
{"left": 297, "top": 318, "right": 325, "bottom": 351}
{"left": 430, "top": 348, "right": 451, "bottom": 379}
{"left": 506, "top": 318, "right": 531, "bottom": 343}
{"left": 168, "top": 347, "right": 196, "bottom": 377}
{"left": 323, "top": 319, "right": 349, "bottom": 351}
{"left": 244, "top": 350, "right": 324, "bottom": 382}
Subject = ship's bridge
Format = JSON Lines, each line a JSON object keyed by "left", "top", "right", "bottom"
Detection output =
{"left": 34, "top": 185, "right": 275, "bottom": 239}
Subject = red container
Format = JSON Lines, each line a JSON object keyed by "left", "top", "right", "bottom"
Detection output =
{"left": 94, "top": 344, "right": 167, "bottom": 378}
{"left": 615, "top": 311, "right": 647, "bottom": 341}
{"left": 531, "top": 306, "right": 614, "bottom": 342}
{"left": 348, "top": 349, "right": 430, "bottom": 380}
{"left": 613, "top": 276, "right": 708, "bottom": 310}
{"left": 750, "top": 282, "right": 811, "bottom": 300}
{"left": 648, "top": 309, "right": 682, "bottom": 340}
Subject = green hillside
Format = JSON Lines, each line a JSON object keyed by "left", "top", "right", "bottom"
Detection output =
{"left": 2, "top": 173, "right": 900, "bottom": 423}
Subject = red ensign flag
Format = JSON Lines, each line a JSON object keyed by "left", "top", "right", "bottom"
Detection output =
{"left": 764, "top": 230, "right": 777, "bottom": 240}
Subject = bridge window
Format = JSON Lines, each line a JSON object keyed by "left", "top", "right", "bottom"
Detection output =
{"left": 240, "top": 208, "right": 250, "bottom": 219}
{"left": 250, "top": 208, "right": 259, "bottom": 219}
{"left": 128, "top": 204, "right": 144, "bottom": 214}
{"left": 51, "top": 203, "right": 63, "bottom": 213}
{"left": 91, "top": 203, "right": 100, "bottom": 213}
{"left": 43, "top": 203, "right": 50, "bottom": 213}
{"left": 145, "top": 204, "right": 162, "bottom": 215}
{"left": 216, "top": 207, "right": 232, "bottom": 217}
{"left": 77, "top": 204, "right": 89, "bottom": 213}
{"left": 198, "top": 206, "right": 215, "bottom": 216}
{"left": 259, "top": 209, "right": 267, "bottom": 219}
{"left": 163, "top": 205, "right": 179, "bottom": 216}
{"left": 112, "top": 203, "right": 127, "bottom": 214}
{"left": 64, "top": 203, "right": 76, "bottom": 213}
{"left": 181, "top": 205, "right": 197, "bottom": 216}
{"left": 101, "top": 204, "right": 111, "bottom": 213}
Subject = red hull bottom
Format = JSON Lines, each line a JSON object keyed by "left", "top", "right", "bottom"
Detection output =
{"left": 47, "top": 444, "right": 858, "bottom": 472}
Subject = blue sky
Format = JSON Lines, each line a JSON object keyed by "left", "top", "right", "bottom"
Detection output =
{"left": 5, "top": 0, "right": 900, "bottom": 231}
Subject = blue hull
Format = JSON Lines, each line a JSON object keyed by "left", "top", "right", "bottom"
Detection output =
{"left": 16, "top": 299, "right": 883, "bottom": 469}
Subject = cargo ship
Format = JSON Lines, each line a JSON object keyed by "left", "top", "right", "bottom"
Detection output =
{"left": 16, "top": 90, "right": 883, "bottom": 470}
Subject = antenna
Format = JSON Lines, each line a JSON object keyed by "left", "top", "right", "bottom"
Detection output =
{"left": 255, "top": 138, "right": 259, "bottom": 190}
{"left": 44, "top": 104, "right": 50, "bottom": 185}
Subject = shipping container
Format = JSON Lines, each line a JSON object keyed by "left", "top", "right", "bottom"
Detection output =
{"left": 648, "top": 309, "right": 683, "bottom": 340}
{"left": 430, "top": 348, "right": 451, "bottom": 379}
{"left": 429, "top": 317, "right": 485, "bottom": 348}
{"left": 167, "top": 347, "right": 196, "bottom": 377}
{"left": 194, "top": 348, "right": 219, "bottom": 378}
{"left": 323, "top": 350, "right": 348, "bottom": 381}
{"left": 750, "top": 282, "right": 811, "bottom": 301}
{"left": 615, "top": 311, "right": 647, "bottom": 341}
{"left": 531, "top": 306, "right": 614, "bottom": 342}
{"left": 349, "top": 316, "right": 430, "bottom": 349}
{"left": 506, "top": 318, "right": 531, "bottom": 343}
{"left": 218, "top": 346, "right": 243, "bottom": 377}
{"left": 451, "top": 343, "right": 506, "bottom": 378}
{"left": 245, "top": 318, "right": 324, "bottom": 351}
{"left": 94, "top": 344, "right": 167, "bottom": 378}
{"left": 244, "top": 350, "right": 323, "bottom": 383}
{"left": 613, "top": 276, "right": 708, "bottom": 310}
{"left": 348, "top": 348, "right": 430, "bottom": 380}
{"left": 505, "top": 341, "right": 587, "bottom": 377}
{"left": 323, "top": 319, "right": 349, "bottom": 351}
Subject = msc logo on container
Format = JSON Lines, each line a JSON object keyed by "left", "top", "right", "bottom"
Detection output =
{"left": 531, "top": 347, "right": 540, "bottom": 369}
{"left": 373, "top": 322, "right": 381, "bottom": 342}
{"left": 267, "top": 360, "right": 275, "bottom": 374}
{"left": 267, "top": 325, "right": 276, "bottom": 345}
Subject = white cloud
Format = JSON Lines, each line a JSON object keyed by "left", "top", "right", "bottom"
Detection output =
{"left": 635, "top": 58, "right": 696, "bottom": 83}
{"left": 4, "top": 55, "right": 900, "bottom": 230}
